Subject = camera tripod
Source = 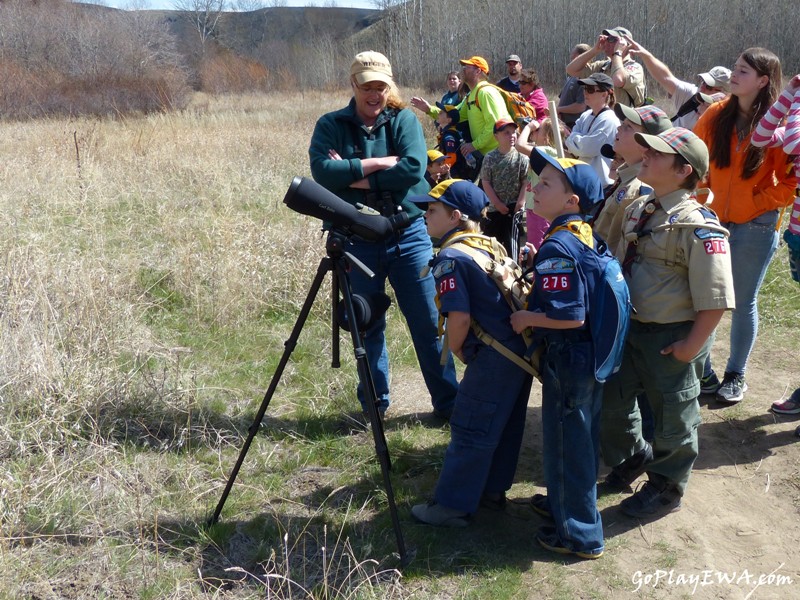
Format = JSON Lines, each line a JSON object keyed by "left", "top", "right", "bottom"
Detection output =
{"left": 208, "top": 230, "right": 408, "bottom": 564}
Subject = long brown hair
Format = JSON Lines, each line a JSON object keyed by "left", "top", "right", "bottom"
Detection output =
{"left": 708, "top": 47, "right": 782, "bottom": 179}
{"left": 386, "top": 81, "right": 407, "bottom": 110}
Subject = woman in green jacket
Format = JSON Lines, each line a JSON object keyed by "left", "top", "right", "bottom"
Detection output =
{"left": 309, "top": 51, "right": 458, "bottom": 419}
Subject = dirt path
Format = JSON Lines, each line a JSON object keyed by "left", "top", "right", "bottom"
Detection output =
{"left": 389, "top": 317, "right": 800, "bottom": 599}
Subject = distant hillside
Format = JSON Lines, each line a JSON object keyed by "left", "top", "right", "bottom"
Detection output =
{"left": 152, "top": 6, "right": 380, "bottom": 48}
{"left": 145, "top": 6, "right": 383, "bottom": 89}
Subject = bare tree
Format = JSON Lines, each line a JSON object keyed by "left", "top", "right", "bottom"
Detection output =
{"left": 173, "top": 0, "right": 227, "bottom": 53}
{"left": 233, "top": 0, "right": 265, "bottom": 10}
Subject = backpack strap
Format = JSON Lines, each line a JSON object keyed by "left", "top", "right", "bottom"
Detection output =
{"left": 650, "top": 204, "right": 729, "bottom": 267}
{"left": 470, "top": 319, "right": 540, "bottom": 379}
{"left": 470, "top": 81, "right": 491, "bottom": 111}
{"left": 441, "top": 233, "right": 521, "bottom": 311}
{"left": 672, "top": 94, "right": 701, "bottom": 121}
{"left": 437, "top": 233, "right": 537, "bottom": 372}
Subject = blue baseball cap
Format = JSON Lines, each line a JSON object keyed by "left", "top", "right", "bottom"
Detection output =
{"left": 435, "top": 101, "right": 461, "bottom": 123}
{"left": 409, "top": 179, "right": 489, "bottom": 221}
{"left": 529, "top": 149, "right": 604, "bottom": 213}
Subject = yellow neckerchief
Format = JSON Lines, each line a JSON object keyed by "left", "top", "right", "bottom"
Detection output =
{"left": 438, "top": 229, "right": 496, "bottom": 255}
{"left": 543, "top": 217, "right": 593, "bottom": 249}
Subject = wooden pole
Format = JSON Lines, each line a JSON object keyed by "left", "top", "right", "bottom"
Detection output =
{"left": 549, "top": 100, "right": 564, "bottom": 158}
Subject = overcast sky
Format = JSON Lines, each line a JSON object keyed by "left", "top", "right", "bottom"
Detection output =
{"left": 80, "top": 0, "right": 376, "bottom": 9}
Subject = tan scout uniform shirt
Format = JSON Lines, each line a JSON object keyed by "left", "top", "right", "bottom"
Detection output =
{"left": 585, "top": 58, "right": 645, "bottom": 107}
{"left": 622, "top": 188, "right": 735, "bottom": 324}
{"left": 593, "top": 161, "right": 652, "bottom": 258}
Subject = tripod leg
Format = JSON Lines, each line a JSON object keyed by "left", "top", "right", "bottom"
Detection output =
{"left": 208, "top": 256, "right": 333, "bottom": 526}
{"left": 331, "top": 268, "right": 340, "bottom": 369}
{"left": 335, "top": 260, "right": 408, "bottom": 564}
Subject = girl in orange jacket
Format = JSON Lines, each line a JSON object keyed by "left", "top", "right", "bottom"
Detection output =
{"left": 693, "top": 47, "right": 796, "bottom": 404}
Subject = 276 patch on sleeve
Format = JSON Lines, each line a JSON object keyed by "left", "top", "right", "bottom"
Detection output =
{"left": 540, "top": 274, "right": 571, "bottom": 291}
{"left": 438, "top": 276, "right": 457, "bottom": 294}
{"left": 703, "top": 239, "right": 727, "bottom": 254}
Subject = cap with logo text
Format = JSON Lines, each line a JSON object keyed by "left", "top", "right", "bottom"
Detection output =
{"left": 350, "top": 51, "right": 393, "bottom": 86}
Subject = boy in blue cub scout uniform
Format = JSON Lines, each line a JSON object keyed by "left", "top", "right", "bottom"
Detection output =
{"left": 408, "top": 179, "right": 534, "bottom": 527}
{"left": 602, "top": 128, "right": 734, "bottom": 520}
{"left": 510, "top": 151, "right": 607, "bottom": 559}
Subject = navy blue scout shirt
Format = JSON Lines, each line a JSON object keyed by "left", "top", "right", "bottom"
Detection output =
{"left": 528, "top": 215, "right": 590, "bottom": 328}
{"left": 432, "top": 229, "right": 524, "bottom": 358}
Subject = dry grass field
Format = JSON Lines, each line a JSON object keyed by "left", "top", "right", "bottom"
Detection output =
{"left": 1, "top": 91, "right": 799, "bottom": 600}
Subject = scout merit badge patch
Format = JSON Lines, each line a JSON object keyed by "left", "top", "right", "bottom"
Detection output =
{"left": 695, "top": 228, "right": 728, "bottom": 254}
{"left": 535, "top": 257, "right": 576, "bottom": 291}
{"left": 432, "top": 259, "right": 457, "bottom": 294}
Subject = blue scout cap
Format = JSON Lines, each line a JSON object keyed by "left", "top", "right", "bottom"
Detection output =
{"left": 529, "top": 149, "right": 604, "bottom": 213}
{"left": 409, "top": 179, "right": 489, "bottom": 221}
{"left": 435, "top": 101, "right": 461, "bottom": 123}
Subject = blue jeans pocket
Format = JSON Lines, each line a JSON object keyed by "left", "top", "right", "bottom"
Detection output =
{"left": 749, "top": 209, "right": 779, "bottom": 228}
{"left": 450, "top": 394, "right": 497, "bottom": 436}
{"left": 552, "top": 341, "right": 595, "bottom": 410}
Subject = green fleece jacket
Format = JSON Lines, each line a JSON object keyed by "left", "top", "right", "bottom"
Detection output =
{"left": 309, "top": 98, "right": 428, "bottom": 220}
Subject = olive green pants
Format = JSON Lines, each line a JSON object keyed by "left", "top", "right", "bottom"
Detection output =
{"left": 601, "top": 320, "right": 711, "bottom": 494}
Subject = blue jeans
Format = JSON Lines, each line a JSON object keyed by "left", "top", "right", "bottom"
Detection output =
{"left": 540, "top": 339, "right": 604, "bottom": 555}
{"left": 435, "top": 343, "right": 533, "bottom": 513}
{"left": 345, "top": 218, "right": 458, "bottom": 413}
{"left": 706, "top": 211, "right": 779, "bottom": 376}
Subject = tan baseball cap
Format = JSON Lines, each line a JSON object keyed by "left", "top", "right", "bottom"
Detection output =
{"left": 350, "top": 51, "right": 393, "bottom": 86}
{"left": 698, "top": 66, "right": 731, "bottom": 91}
{"left": 602, "top": 26, "right": 632, "bottom": 39}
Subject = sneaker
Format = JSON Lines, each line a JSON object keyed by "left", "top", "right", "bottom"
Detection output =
{"left": 700, "top": 370, "right": 721, "bottom": 395}
{"left": 603, "top": 442, "right": 653, "bottom": 491}
{"left": 431, "top": 408, "right": 452, "bottom": 420}
{"left": 479, "top": 492, "right": 506, "bottom": 512}
{"left": 530, "top": 493, "right": 553, "bottom": 520}
{"left": 620, "top": 480, "right": 682, "bottom": 519}
{"left": 536, "top": 526, "right": 603, "bottom": 560}
{"left": 411, "top": 502, "right": 470, "bottom": 527}
{"left": 772, "top": 389, "right": 800, "bottom": 415}
{"left": 716, "top": 371, "right": 748, "bottom": 404}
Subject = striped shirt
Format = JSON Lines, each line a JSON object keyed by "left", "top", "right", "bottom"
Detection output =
{"left": 751, "top": 89, "right": 800, "bottom": 234}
